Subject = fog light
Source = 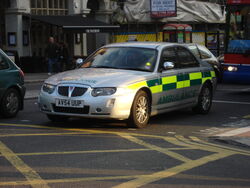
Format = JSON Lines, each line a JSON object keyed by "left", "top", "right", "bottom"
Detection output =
{"left": 96, "top": 108, "right": 102, "bottom": 112}
{"left": 106, "top": 99, "right": 115, "bottom": 107}
{"left": 42, "top": 105, "right": 48, "bottom": 110}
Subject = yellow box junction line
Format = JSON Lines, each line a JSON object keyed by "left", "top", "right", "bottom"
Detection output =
{"left": 1, "top": 123, "right": 250, "bottom": 187}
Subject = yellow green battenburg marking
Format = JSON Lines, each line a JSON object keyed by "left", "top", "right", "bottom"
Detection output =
{"left": 127, "top": 71, "right": 215, "bottom": 94}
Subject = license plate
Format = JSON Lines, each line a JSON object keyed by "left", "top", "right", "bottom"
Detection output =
{"left": 55, "top": 99, "right": 84, "bottom": 108}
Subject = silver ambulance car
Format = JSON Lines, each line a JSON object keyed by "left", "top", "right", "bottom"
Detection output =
{"left": 38, "top": 42, "right": 216, "bottom": 128}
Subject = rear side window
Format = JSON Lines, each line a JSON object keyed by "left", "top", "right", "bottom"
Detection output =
{"left": 187, "top": 45, "right": 200, "bottom": 58}
{"left": 198, "top": 45, "right": 212, "bottom": 59}
{"left": 176, "top": 47, "right": 199, "bottom": 68}
{"left": 0, "top": 52, "right": 9, "bottom": 70}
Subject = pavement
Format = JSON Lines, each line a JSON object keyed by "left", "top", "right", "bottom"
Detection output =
{"left": 24, "top": 73, "right": 50, "bottom": 100}
{"left": 25, "top": 72, "right": 50, "bottom": 84}
{"left": 210, "top": 126, "right": 250, "bottom": 149}
{"left": 24, "top": 73, "right": 250, "bottom": 149}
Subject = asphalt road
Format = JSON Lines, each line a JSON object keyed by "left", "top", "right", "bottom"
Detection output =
{"left": 0, "top": 83, "right": 250, "bottom": 187}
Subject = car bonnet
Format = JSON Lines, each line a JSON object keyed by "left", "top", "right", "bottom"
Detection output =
{"left": 44, "top": 68, "right": 152, "bottom": 88}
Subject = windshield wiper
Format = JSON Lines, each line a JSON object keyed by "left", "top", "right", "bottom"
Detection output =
{"left": 120, "top": 67, "right": 152, "bottom": 72}
{"left": 90, "top": 65, "right": 119, "bottom": 69}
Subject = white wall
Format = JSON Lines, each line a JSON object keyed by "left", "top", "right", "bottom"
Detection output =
{"left": 5, "top": 0, "right": 30, "bottom": 56}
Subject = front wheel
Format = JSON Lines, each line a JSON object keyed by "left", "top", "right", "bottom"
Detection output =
{"left": 192, "top": 83, "right": 213, "bottom": 114}
{"left": 0, "top": 88, "right": 21, "bottom": 118}
{"left": 127, "top": 90, "right": 150, "bottom": 128}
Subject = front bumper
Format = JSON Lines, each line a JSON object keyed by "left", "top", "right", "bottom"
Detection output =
{"left": 222, "top": 64, "right": 250, "bottom": 84}
{"left": 38, "top": 88, "right": 136, "bottom": 120}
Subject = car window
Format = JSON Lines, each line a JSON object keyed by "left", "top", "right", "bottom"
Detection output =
{"left": 0, "top": 51, "right": 9, "bottom": 70}
{"left": 197, "top": 45, "right": 212, "bottom": 59}
{"left": 176, "top": 47, "right": 199, "bottom": 68}
{"left": 160, "top": 47, "right": 178, "bottom": 68}
{"left": 187, "top": 45, "right": 201, "bottom": 58}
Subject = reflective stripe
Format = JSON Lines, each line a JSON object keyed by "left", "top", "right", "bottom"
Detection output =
{"left": 211, "top": 71, "right": 216, "bottom": 78}
{"left": 189, "top": 72, "right": 202, "bottom": 80}
{"left": 127, "top": 71, "right": 215, "bottom": 92}
{"left": 127, "top": 81, "right": 147, "bottom": 90}
{"left": 150, "top": 85, "right": 162, "bottom": 94}
{"left": 162, "top": 76, "right": 177, "bottom": 84}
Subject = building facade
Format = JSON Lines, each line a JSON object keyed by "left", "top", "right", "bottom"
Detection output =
{"left": 0, "top": 0, "right": 226, "bottom": 72}
{"left": 1, "top": 0, "right": 115, "bottom": 60}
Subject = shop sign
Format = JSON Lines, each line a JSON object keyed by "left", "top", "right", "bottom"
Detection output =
{"left": 150, "top": 0, "right": 177, "bottom": 18}
{"left": 227, "top": 0, "right": 250, "bottom": 4}
{"left": 86, "top": 29, "right": 100, "bottom": 33}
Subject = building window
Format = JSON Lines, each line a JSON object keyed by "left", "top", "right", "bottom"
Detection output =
{"left": 31, "top": 0, "right": 68, "bottom": 15}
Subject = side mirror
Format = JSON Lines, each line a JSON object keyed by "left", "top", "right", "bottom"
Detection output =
{"left": 163, "top": 61, "right": 174, "bottom": 70}
{"left": 76, "top": 58, "right": 84, "bottom": 68}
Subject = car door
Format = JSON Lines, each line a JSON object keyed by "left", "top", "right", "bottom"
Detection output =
{"left": 155, "top": 46, "right": 185, "bottom": 111}
{"left": 0, "top": 51, "right": 11, "bottom": 98}
{"left": 175, "top": 46, "right": 202, "bottom": 105}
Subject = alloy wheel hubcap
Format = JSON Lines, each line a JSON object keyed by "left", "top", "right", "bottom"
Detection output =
{"left": 135, "top": 96, "right": 148, "bottom": 124}
{"left": 202, "top": 88, "right": 211, "bottom": 111}
{"left": 6, "top": 92, "right": 19, "bottom": 114}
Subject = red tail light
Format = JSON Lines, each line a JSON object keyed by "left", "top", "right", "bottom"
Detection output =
{"left": 19, "top": 69, "right": 25, "bottom": 78}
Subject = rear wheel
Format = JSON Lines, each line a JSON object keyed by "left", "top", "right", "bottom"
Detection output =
{"left": 127, "top": 90, "right": 150, "bottom": 128}
{"left": 47, "top": 114, "right": 68, "bottom": 122}
{"left": 0, "top": 88, "right": 21, "bottom": 118}
{"left": 193, "top": 83, "right": 213, "bottom": 114}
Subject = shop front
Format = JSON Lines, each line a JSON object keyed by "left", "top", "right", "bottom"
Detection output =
{"left": 163, "top": 24, "right": 192, "bottom": 43}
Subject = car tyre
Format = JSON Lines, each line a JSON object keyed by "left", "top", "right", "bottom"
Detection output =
{"left": 0, "top": 88, "right": 21, "bottom": 118}
{"left": 47, "top": 114, "right": 68, "bottom": 122}
{"left": 127, "top": 90, "right": 150, "bottom": 128}
{"left": 193, "top": 83, "right": 213, "bottom": 114}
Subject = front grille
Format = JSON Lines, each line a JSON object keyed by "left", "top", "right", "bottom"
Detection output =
{"left": 58, "top": 86, "right": 68, "bottom": 96}
{"left": 53, "top": 105, "right": 89, "bottom": 114}
{"left": 58, "top": 86, "right": 87, "bottom": 97}
{"left": 72, "top": 87, "right": 87, "bottom": 97}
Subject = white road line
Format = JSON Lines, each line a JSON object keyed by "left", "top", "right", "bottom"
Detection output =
{"left": 215, "top": 126, "right": 250, "bottom": 137}
{"left": 213, "top": 100, "right": 250, "bottom": 105}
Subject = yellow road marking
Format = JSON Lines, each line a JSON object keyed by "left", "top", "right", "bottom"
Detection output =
{"left": 189, "top": 136, "right": 250, "bottom": 156}
{"left": 118, "top": 134, "right": 192, "bottom": 163}
{"left": 1, "top": 170, "right": 250, "bottom": 187}
{"left": 0, "top": 175, "right": 137, "bottom": 186}
{"left": 0, "top": 132, "right": 91, "bottom": 137}
{"left": 1, "top": 123, "right": 250, "bottom": 188}
{"left": 0, "top": 148, "right": 152, "bottom": 157}
{"left": 0, "top": 141, "right": 50, "bottom": 188}
{"left": 175, "top": 135, "right": 233, "bottom": 153}
{"left": 1, "top": 123, "right": 250, "bottom": 155}
{"left": 0, "top": 123, "right": 61, "bottom": 130}
{"left": 112, "top": 152, "right": 233, "bottom": 188}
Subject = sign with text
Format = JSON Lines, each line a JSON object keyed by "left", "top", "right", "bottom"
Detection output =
{"left": 227, "top": 0, "right": 250, "bottom": 4}
{"left": 150, "top": 0, "right": 177, "bottom": 18}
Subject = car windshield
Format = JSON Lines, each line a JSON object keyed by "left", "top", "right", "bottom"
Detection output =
{"left": 81, "top": 47, "right": 158, "bottom": 72}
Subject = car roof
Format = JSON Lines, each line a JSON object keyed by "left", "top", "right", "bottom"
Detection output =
{"left": 104, "top": 42, "right": 179, "bottom": 50}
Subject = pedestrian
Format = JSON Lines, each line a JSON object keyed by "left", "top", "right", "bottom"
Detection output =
{"left": 58, "top": 42, "right": 70, "bottom": 71}
{"left": 45, "top": 37, "right": 60, "bottom": 75}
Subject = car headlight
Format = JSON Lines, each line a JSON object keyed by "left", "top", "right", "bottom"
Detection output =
{"left": 91, "top": 87, "right": 117, "bottom": 97}
{"left": 42, "top": 83, "right": 56, "bottom": 94}
{"left": 227, "top": 66, "right": 238, "bottom": 72}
